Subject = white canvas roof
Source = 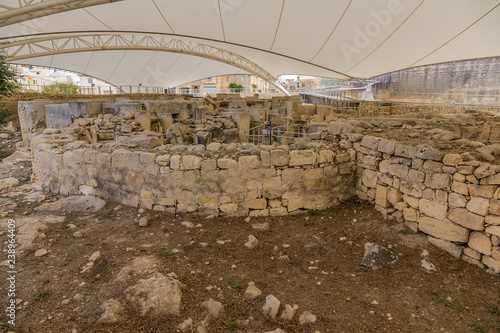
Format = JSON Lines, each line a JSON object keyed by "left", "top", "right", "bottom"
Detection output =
{"left": 1, "top": 0, "right": 499, "bottom": 90}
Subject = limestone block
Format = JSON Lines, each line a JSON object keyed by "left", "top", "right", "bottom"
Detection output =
{"left": 260, "top": 150, "right": 270, "bottom": 167}
{"left": 448, "top": 193, "right": 467, "bottom": 208}
{"left": 403, "top": 207, "right": 419, "bottom": 222}
{"left": 360, "top": 136, "right": 380, "bottom": 150}
{"left": 289, "top": 150, "right": 316, "bottom": 166}
{"left": 361, "top": 169, "right": 378, "bottom": 188}
{"left": 451, "top": 181, "right": 469, "bottom": 196}
{"left": 415, "top": 147, "right": 444, "bottom": 161}
{"left": 419, "top": 216, "right": 470, "bottom": 243}
{"left": 425, "top": 173, "right": 452, "bottom": 189}
{"left": 399, "top": 180, "right": 423, "bottom": 198}
{"left": 442, "top": 154, "right": 463, "bottom": 166}
{"left": 474, "top": 163, "right": 496, "bottom": 179}
{"left": 183, "top": 155, "right": 202, "bottom": 170}
{"left": 379, "top": 160, "right": 391, "bottom": 173}
{"left": 217, "top": 158, "right": 237, "bottom": 169}
{"left": 375, "top": 185, "right": 391, "bottom": 208}
{"left": 489, "top": 199, "right": 500, "bottom": 215}
{"left": 387, "top": 187, "right": 403, "bottom": 206}
{"left": 201, "top": 159, "right": 217, "bottom": 171}
{"left": 388, "top": 164, "right": 409, "bottom": 179}
{"left": 447, "top": 208, "right": 485, "bottom": 231}
{"left": 377, "top": 139, "right": 396, "bottom": 154}
{"left": 485, "top": 215, "right": 500, "bottom": 225}
{"left": 246, "top": 199, "right": 267, "bottom": 210}
{"left": 428, "top": 236, "right": 463, "bottom": 259}
{"left": 467, "top": 175, "right": 479, "bottom": 184}
{"left": 453, "top": 173, "right": 466, "bottom": 182}
{"left": 170, "top": 155, "right": 182, "bottom": 170}
{"left": 408, "top": 169, "right": 425, "bottom": 183}
{"left": 481, "top": 173, "right": 500, "bottom": 185}
{"left": 419, "top": 199, "right": 447, "bottom": 220}
{"left": 270, "top": 150, "right": 289, "bottom": 166}
{"left": 457, "top": 164, "right": 476, "bottom": 175}
{"left": 394, "top": 144, "right": 416, "bottom": 158}
{"left": 482, "top": 256, "right": 500, "bottom": 273}
{"left": 486, "top": 226, "right": 500, "bottom": 237}
{"left": 423, "top": 160, "right": 443, "bottom": 173}
{"left": 249, "top": 209, "right": 270, "bottom": 217}
{"left": 238, "top": 156, "right": 261, "bottom": 169}
{"left": 270, "top": 207, "right": 288, "bottom": 216}
{"left": 262, "top": 176, "right": 281, "bottom": 199}
{"left": 464, "top": 247, "right": 482, "bottom": 260}
{"left": 287, "top": 198, "right": 304, "bottom": 212}
{"left": 468, "top": 232, "right": 492, "bottom": 255}
{"left": 403, "top": 194, "right": 419, "bottom": 209}
{"left": 466, "top": 196, "right": 490, "bottom": 216}
{"left": 468, "top": 184, "right": 497, "bottom": 198}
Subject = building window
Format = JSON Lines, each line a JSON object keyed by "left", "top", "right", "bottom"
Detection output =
{"left": 88, "top": 78, "right": 94, "bottom": 84}
{"left": 241, "top": 77, "right": 245, "bottom": 82}
{"left": 226, "top": 77, "right": 230, "bottom": 82}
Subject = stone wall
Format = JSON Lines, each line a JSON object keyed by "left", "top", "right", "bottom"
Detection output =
{"left": 353, "top": 135, "right": 500, "bottom": 274}
{"left": 33, "top": 139, "right": 356, "bottom": 217}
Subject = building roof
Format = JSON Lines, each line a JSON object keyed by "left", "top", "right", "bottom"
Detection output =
{"left": 1, "top": 0, "right": 499, "bottom": 92}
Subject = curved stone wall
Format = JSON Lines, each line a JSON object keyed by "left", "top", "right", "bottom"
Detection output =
{"left": 33, "top": 137, "right": 356, "bottom": 217}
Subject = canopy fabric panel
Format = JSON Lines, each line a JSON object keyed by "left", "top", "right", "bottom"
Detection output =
{"left": 1, "top": 0, "right": 499, "bottom": 88}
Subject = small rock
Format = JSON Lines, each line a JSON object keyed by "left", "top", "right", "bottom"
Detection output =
{"left": 265, "top": 329, "right": 286, "bottom": 333}
{"left": 299, "top": 311, "right": 317, "bottom": 324}
{"left": 421, "top": 256, "right": 437, "bottom": 273}
{"left": 262, "top": 295, "right": 280, "bottom": 318}
{"left": 73, "top": 231, "right": 83, "bottom": 238}
{"left": 244, "top": 282, "right": 262, "bottom": 299}
{"left": 35, "top": 249, "right": 48, "bottom": 257}
{"left": 201, "top": 298, "right": 224, "bottom": 318}
{"left": 361, "top": 243, "right": 398, "bottom": 269}
{"left": 252, "top": 222, "right": 269, "bottom": 231}
{"left": 281, "top": 304, "right": 299, "bottom": 321}
{"left": 97, "top": 299, "right": 123, "bottom": 323}
{"left": 68, "top": 224, "right": 77, "bottom": 229}
{"left": 244, "top": 217, "right": 251, "bottom": 223}
{"left": 177, "top": 318, "right": 193, "bottom": 331}
{"left": 181, "top": 221, "right": 194, "bottom": 228}
{"left": 89, "top": 251, "right": 101, "bottom": 262}
{"left": 244, "top": 235, "right": 259, "bottom": 249}
{"left": 139, "top": 217, "right": 149, "bottom": 227}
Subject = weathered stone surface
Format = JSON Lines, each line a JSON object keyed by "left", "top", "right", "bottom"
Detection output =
{"left": 182, "top": 155, "right": 202, "bottom": 170}
{"left": 270, "top": 150, "right": 289, "bottom": 166}
{"left": 448, "top": 193, "right": 467, "bottom": 208}
{"left": 360, "top": 136, "right": 380, "bottom": 150}
{"left": 425, "top": 173, "right": 452, "bottom": 189}
{"left": 408, "top": 169, "right": 425, "bottom": 183}
{"left": 289, "top": 150, "right": 316, "bottom": 166}
{"left": 464, "top": 247, "right": 482, "bottom": 260}
{"left": 419, "top": 199, "right": 448, "bottom": 220}
{"left": 217, "top": 158, "right": 237, "bottom": 169}
{"left": 452, "top": 181, "right": 469, "bottom": 196}
{"left": 201, "top": 298, "right": 224, "bottom": 319}
{"left": 244, "top": 282, "right": 262, "bottom": 299}
{"left": 474, "top": 163, "right": 496, "bottom": 179}
{"left": 468, "top": 184, "right": 497, "bottom": 198}
{"left": 419, "top": 216, "right": 470, "bottom": 243}
{"left": 361, "top": 169, "right": 378, "bottom": 188}
{"left": 466, "top": 196, "right": 490, "bottom": 216}
{"left": 442, "top": 154, "right": 463, "bottom": 166}
{"left": 394, "top": 144, "right": 416, "bottom": 158}
{"left": 361, "top": 243, "right": 398, "bottom": 269}
{"left": 481, "top": 173, "right": 500, "bottom": 185}
{"left": 375, "top": 185, "right": 390, "bottom": 208}
{"left": 281, "top": 304, "right": 299, "bottom": 321}
{"left": 98, "top": 299, "right": 124, "bottom": 323}
{"left": 489, "top": 199, "right": 500, "bottom": 215}
{"left": 486, "top": 226, "right": 500, "bottom": 237}
{"left": 482, "top": 256, "right": 500, "bottom": 273}
{"left": 448, "top": 208, "right": 485, "bottom": 231}
{"left": 388, "top": 164, "right": 409, "bottom": 179}
{"left": 244, "top": 235, "right": 259, "bottom": 249}
{"left": 403, "top": 207, "right": 419, "bottom": 222}
{"left": 299, "top": 311, "right": 317, "bottom": 325}
{"left": 428, "top": 237, "right": 463, "bottom": 259}
{"left": 415, "top": 147, "right": 444, "bottom": 161}
{"left": 125, "top": 273, "right": 182, "bottom": 316}
{"left": 485, "top": 215, "right": 500, "bottom": 225}
{"left": 238, "top": 155, "right": 260, "bottom": 169}
{"left": 262, "top": 295, "right": 280, "bottom": 318}
{"left": 377, "top": 139, "right": 396, "bottom": 154}
{"left": 37, "top": 196, "right": 106, "bottom": 212}
{"left": 468, "top": 232, "right": 492, "bottom": 255}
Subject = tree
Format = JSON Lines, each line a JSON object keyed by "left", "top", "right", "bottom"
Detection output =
{"left": 44, "top": 82, "right": 79, "bottom": 94}
{"left": 0, "top": 53, "right": 18, "bottom": 126}
{"left": 229, "top": 82, "right": 243, "bottom": 93}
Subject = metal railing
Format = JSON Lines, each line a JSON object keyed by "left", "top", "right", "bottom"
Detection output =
{"left": 19, "top": 84, "right": 165, "bottom": 95}
{"left": 242, "top": 123, "right": 309, "bottom": 145}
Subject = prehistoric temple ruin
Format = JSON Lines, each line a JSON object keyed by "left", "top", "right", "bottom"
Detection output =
{"left": 16, "top": 93, "right": 500, "bottom": 275}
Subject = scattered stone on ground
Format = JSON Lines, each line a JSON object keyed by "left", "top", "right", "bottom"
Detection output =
{"left": 361, "top": 243, "right": 399, "bottom": 269}
{"left": 36, "top": 195, "right": 106, "bottom": 212}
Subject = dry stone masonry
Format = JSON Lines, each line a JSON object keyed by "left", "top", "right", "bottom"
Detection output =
{"left": 21, "top": 95, "right": 500, "bottom": 275}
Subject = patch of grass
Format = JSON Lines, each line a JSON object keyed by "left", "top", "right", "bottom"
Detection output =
{"left": 103, "top": 210, "right": 116, "bottom": 219}
{"left": 161, "top": 227, "right": 168, "bottom": 233}
{"left": 158, "top": 251, "right": 175, "bottom": 259}
{"left": 139, "top": 249, "right": 146, "bottom": 252}
{"left": 469, "top": 323, "right": 487, "bottom": 333}
{"left": 33, "top": 290, "right": 50, "bottom": 302}
{"left": 304, "top": 222, "right": 315, "bottom": 227}
{"left": 234, "top": 283, "right": 244, "bottom": 290}
{"left": 228, "top": 322, "right": 238, "bottom": 329}
{"left": 487, "top": 304, "right": 500, "bottom": 316}
{"left": 227, "top": 301, "right": 236, "bottom": 311}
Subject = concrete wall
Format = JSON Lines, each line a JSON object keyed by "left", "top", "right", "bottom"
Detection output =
{"left": 372, "top": 57, "right": 500, "bottom": 105}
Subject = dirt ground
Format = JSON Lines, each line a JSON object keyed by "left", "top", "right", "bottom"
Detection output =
{"left": 0, "top": 143, "right": 499, "bottom": 333}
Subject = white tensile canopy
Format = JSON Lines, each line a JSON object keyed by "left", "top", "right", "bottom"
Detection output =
{"left": 1, "top": 0, "right": 499, "bottom": 92}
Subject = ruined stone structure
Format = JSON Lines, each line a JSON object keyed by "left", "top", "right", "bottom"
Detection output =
{"left": 18, "top": 95, "right": 500, "bottom": 275}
